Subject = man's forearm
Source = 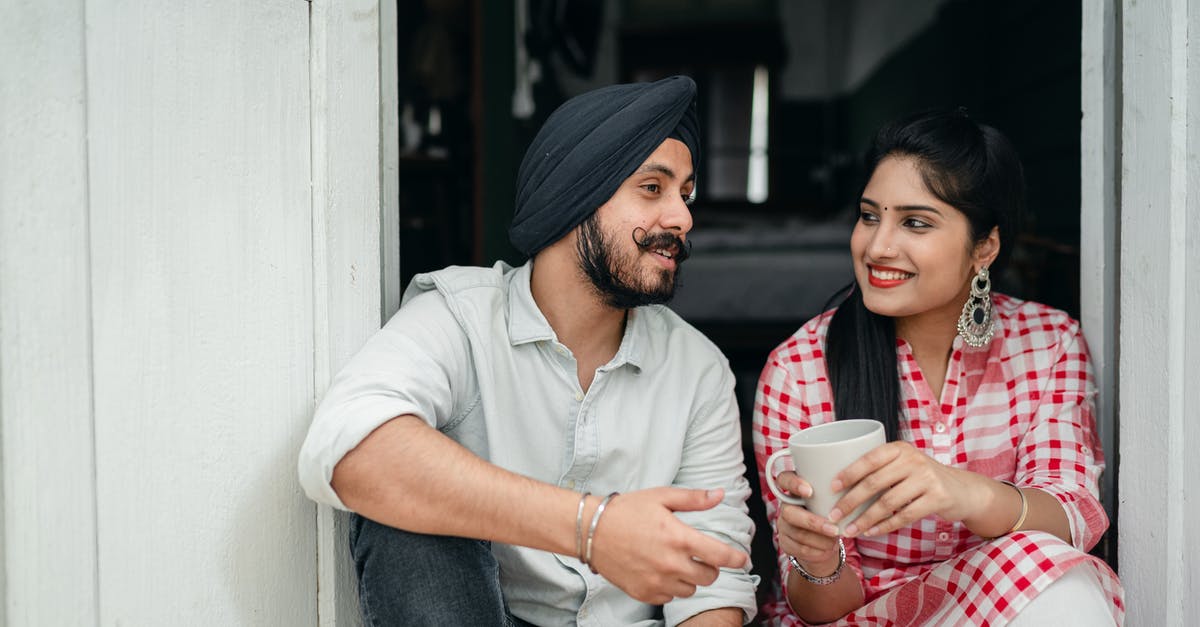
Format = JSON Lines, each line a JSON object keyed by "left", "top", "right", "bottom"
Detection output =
{"left": 332, "top": 414, "right": 579, "bottom": 556}
{"left": 678, "top": 607, "right": 744, "bottom": 626}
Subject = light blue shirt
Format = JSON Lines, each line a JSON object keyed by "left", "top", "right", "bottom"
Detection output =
{"left": 299, "top": 260, "right": 758, "bottom": 626}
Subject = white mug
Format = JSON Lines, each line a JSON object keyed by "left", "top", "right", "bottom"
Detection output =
{"left": 764, "top": 419, "right": 886, "bottom": 533}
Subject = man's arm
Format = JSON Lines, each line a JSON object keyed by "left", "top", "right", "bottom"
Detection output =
{"left": 678, "top": 607, "right": 743, "bottom": 627}
{"left": 333, "top": 414, "right": 579, "bottom": 553}
{"left": 663, "top": 362, "right": 759, "bottom": 625}
{"left": 333, "top": 414, "right": 750, "bottom": 605}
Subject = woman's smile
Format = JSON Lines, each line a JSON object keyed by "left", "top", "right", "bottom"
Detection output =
{"left": 867, "top": 264, "right": 915, "bottom": 288}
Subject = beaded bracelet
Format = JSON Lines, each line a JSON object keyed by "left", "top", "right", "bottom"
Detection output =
{"left": 788, "top": 537, "right": 845, "bottom": 585}
{"left": 584, "top": 492, "right": 619, "bottom": 573}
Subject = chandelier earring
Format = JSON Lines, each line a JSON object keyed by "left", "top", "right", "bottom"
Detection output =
{"left": 957, "top": 266, "right": 994, "bottom": 347}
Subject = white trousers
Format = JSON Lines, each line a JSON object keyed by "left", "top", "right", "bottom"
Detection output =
{"left": 1008, "top": 563, "right": 1117, "bottom": 626}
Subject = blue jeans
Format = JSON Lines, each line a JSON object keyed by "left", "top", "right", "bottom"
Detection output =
{"left": 349, "top": 514, "right": 538, "bottom": 627}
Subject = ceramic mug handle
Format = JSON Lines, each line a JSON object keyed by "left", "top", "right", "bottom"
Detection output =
{"left": 765, "top": 449, "right": 807, "bottom": 506}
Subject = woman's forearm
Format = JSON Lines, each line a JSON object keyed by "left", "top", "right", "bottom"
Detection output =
{"left": 784, "top": 553, "right": 865, "bottom": 624}
{"left": 961, "top": 476, "right": 1072, "bottom": 543}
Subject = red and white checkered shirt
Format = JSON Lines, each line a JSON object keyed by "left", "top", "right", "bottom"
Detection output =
{"left": 753, "top": 293, "right": 1125, "bottom": 625}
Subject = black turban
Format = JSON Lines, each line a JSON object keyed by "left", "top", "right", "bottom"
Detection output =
{"left": 509, "top": 75, "right": 700, "bottom": 256}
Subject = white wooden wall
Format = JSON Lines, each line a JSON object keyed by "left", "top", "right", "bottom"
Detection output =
{"left": 1113, "top": 0, "right": 1200, "bottom": 622}
{"left": 1, "top": 0, "right": 392, "bottom": 624}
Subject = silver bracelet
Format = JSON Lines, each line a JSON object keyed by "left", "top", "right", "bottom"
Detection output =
{"left": 575, "top": 492, "right": 591, "bottom": 563}
{"left": 788, "top": 537, "right": 845, "bottom": 585}
{"left": 584, "top": 492, "right": 619, "bottom": 573}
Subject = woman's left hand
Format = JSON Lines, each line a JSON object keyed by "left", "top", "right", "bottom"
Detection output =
{"left": 828, "top": 440, "right": 986, "bottom": 538}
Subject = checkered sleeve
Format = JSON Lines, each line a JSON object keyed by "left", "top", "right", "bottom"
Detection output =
{"left": 754, "top": 348, "right": 806, "bottom": 590}
{"left": 1013, "top": 320, "right": 1108, "bottom": 552}
{"left": 752, "top": 316, "right": 868, "bottom": 608}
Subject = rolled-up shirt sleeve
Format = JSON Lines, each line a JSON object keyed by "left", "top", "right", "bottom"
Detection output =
{"left": 297, "top": 290, "right": 473, "bottom": 510}
{"left": 666, "top": 363, "right": 760, "bottom": 626}
{"left": 1015, "top": 324, "right": 1108, "bottom": 551}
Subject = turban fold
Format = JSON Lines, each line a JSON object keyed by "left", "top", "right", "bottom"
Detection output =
{"left": 509, "top": 75, "right": 700, "bottom": 256}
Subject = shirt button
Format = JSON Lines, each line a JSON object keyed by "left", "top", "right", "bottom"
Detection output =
{"left": 938, "top": 532, "right": 950, "bottom": 541}
{"left": 567, "top": 480, "right": 576, "bottom": 489}
{"left": 935, "top": 422, "right": 946, "bottom": 433}
{"left": 574, "top": 391, "right": 584, "bottom": 401}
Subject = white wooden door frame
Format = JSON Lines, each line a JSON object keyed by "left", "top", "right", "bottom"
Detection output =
{"left": 350, "top": 4, "right": 1123, "bottom": 624}
{"left": 1113, "top": 0, "right": 1200, "bottom": 623}
{"left": 1079, "top": 0, "right": 1118, "bottom": 534}
{"left": 322, "top": 2, "right": 1148, "bottom": 623}
{"left": 310, "top": 0, "right": 399, "bottom": 624}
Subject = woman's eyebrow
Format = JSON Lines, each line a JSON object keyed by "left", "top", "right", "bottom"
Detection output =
{"left": 859, "top": 197, "right": 943, "bottom": 216}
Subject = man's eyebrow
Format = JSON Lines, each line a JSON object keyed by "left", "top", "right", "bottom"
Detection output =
{"left": 859, "top": 197, "right": 943, "bottom": 216}
{"left": 635, "top": 163, "right": 696, "bottom": 183}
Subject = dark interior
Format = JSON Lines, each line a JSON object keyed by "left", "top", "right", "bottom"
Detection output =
{"left": 394, "top": 0, "right": 1096, "bottom": 615}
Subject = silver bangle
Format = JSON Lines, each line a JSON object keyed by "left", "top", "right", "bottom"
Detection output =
{"left": 575, "top": 492, "right": 591, "bottom": 563}
{"left": 584, "top": 492, "right": 619, "bottom": 573}
{"left": 788, "top": 537, "right": 845, "bottom": 585}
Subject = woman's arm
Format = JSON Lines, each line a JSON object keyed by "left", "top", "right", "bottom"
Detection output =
{"left": 755, "top": 347, "right": 865, "bottom": 624}
{"left": 773, "top": 473, "right": 865, "bottom": 623}
{"left": 823, "top": 441, "right": 1073, "bottom": 543}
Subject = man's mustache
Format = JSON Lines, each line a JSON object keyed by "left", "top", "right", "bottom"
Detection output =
{"left": 631, "top": 227, "right": 692, "bottom": 264}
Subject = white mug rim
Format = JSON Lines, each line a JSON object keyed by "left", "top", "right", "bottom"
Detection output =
{"left": 788, "top": 419, "right": 882, "bottom": 449}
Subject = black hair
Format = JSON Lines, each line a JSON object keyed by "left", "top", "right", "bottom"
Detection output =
{"left": 825, "top": 108, "right": 1026, "bottom": 441}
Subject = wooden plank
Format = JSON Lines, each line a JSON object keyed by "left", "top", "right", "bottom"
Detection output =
{"left": 1118, "top": 0, "right": 1195, "bottom": 622}
{"left": 310, "top": 0, "right": 384, "bottom": 625}
{"left": 381, "top": 0, "right": 401, "bottom": 320}
{"left": 84, "top": 2, "right": 316, "bottom": 624}
{"left": 0, "top": 1, "right": 99, "bottom": 624}
{"left": 1183, "top": 3, "right": 1200, "bottom": 613}
{"left": 1078, "top": 0, "right": 1118, "bottom": 544}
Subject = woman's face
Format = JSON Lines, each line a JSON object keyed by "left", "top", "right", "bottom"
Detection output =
{"left": 850, "top": 156, "right": 997, "bottom": 326}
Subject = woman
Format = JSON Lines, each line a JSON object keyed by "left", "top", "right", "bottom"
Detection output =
{"left": 753, "top": 109, "right": 1124, "bottom": 625}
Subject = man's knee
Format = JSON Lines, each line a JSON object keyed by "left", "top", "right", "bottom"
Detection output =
{"left": 349, "top": 514, "right": 509, "bottom": 626}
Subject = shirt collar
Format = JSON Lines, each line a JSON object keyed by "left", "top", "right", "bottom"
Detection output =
{"left": 614, "top": 308, "right": 646, "bottom": 371}
{"left": 505, "top": 260, "right": 647, "bottom": 371}
{"left": 507, "top": 260, "right": 556, "bottom": 345}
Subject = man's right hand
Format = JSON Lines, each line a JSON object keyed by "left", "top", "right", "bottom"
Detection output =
{"left": 585, "top": 487, "right": 749, "bottom": 605}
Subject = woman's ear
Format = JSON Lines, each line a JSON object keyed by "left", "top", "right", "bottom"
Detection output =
{"left": 973, "top": 226, "right": 1001, "bottom": 271}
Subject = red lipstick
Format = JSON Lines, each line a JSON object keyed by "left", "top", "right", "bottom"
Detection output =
{"left": 867, "top": 264, "right": 914, "bottom": 288}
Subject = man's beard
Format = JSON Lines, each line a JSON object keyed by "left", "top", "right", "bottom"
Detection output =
{"left": 575, "top": 214, "right": 690, "bottom": 309}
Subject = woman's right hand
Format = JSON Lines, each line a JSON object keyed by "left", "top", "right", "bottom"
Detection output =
{"left": 774, "top": 471, "right": 843, "bottom": 573}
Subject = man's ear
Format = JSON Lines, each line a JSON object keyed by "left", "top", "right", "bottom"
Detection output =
{"left": 973, "top": 226, "right": 1001, "bottom": 271}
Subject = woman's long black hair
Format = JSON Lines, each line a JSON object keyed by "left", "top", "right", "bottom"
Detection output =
{"left": 825, "top": 108, "right": 1026, "bottom": 441}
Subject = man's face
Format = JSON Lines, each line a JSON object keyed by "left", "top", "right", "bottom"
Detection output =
{"left": 576, "top": 138, "right": 695, "bottom": 309}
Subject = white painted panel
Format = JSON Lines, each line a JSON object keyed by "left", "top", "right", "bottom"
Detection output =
{"left": 1078, "top": 0, "right": 1117, "bottom": 526}
{"left": 0, "top": 2, "right": 99, "bottom": 625}
{"left": 84, "top": 2, "right": 316, "bottom": 624}
{"left": 381, "top": 0, "right": 401, "bottom": 321}
{"left": 1118, "top": 0, "right": 1197, "bottom": 623}
{"left": 310, "top": 0, "right": 383, "bottom": 624}
{"left": 1181, "top": 0, "right": 1200, "bottom": 615}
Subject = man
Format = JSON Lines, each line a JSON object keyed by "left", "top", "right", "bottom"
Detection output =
{"left": 298, "top": 75, "right": 758, "bottom": 626}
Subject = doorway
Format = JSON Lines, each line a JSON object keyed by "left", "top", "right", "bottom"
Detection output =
{"left": 388, "top": 0, "right": 1106, "bottom": 613}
